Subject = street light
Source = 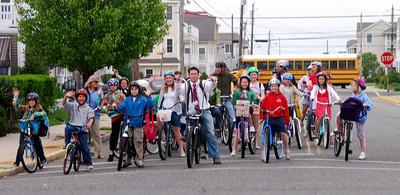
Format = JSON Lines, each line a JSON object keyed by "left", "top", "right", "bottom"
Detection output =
{"left": 156, "top": 49, "right": 165, "bottom": 76}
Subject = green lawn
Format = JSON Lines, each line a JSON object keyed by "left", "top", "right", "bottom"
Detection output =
{"left": 48, "top": 108, "right": 68, "bottom": 126}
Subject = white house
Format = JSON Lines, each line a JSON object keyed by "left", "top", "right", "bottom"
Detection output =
{"left": 217, "top": 32, "right": 249, "bottom": 71}
{"left": 184, "top": 23, "right": 199, "bottom": 69}
{"left": 0, "top": 0, "right": 24, "bottom": 75}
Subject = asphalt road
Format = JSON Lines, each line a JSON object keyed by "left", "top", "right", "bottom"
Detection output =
{"left": 1, "top": 90, "right": 400, "bottom": 195}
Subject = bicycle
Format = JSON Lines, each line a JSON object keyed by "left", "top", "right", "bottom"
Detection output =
{"left": 287, "top": 104, "right": 303, "bottom": 149}
{"left": 186, "top": 111, "right": 204, "bottom": 168}
{"left": 220, "top": 96, "right": 234, "bottom": 152}
{"left": 18, "top": 119, "right": 45, "bottom": 173}
{"left": 117, "top": 119, "right": 136, "bottom": 171}
{"left": 315, "top": 101, "right": 338, "bottom": 149}
{"left": 235, "top": 100, "right": 256, "bottom": 158}
{"left": 306, "top": 101, "right": 316, "bottom": 142}
{"left": 259, "top": 106, "right": 285, "bottom": 163}
{"left": 157, "top": 102, "right": 181, "bottom": 160}
{"left": 63, "top": 123, "right": 85, "bottom": 175}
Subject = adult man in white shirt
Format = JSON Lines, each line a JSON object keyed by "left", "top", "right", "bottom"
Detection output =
{"left": 185, "top": 67, "right": 221, "bottom": 164}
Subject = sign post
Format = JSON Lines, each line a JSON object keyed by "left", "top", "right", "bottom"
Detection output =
{"left": 381, "top": 52, "right": 394, "bottom": 94}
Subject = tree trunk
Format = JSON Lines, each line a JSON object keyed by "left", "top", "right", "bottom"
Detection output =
{"left": 80, "top": 69, "right": 95, "bottom": 87}
{"left": 132, "top": 58, "right": 139, "bottom": 81}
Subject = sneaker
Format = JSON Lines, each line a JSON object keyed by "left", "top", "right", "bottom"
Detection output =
{"left": 123, "top": 161, "right": 132, "bottom": 168}
{"left": 285, "top": 151, "right": 291, "bottom": 160}
{"left": 41, "top": 159, "right": 47, "bottom": 166}
{"left": 107, "top": 154, "right": 114, "bottom": 162}
{"left": 213, "top": 158, "right": 222, "bottom": 165}
{"left": 230, "top": 150, "right": 236, "bottom": 156}
{"left": 12, "top": 162, "right": 19, "bottom": 168}
{"left": 358, "top": 152, "right": 366, "bottom": 160}
{"left": 250, "top": 126, "right": 256, "bottom": 133}
{"left": 180, "top": 152, "right": 186, "bottom": 158}
{"left": 85, "top": 165, "right": 94, "bottom": 171}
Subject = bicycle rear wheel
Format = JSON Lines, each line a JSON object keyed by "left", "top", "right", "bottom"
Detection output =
{"left": 21, "top": 142, "right": 39, "bottom": 173}
{"left": 63, "top": 145, "right": 74, "bottom": 175}
{"left": 240, "top": 123, "right": 246, "bottom": 158}
{"left": 146, "top": 139, "right": 159, "bottom": 154}
{"left": 117, "top": 137, "right": 128, "bottom": 171}
{"left": 344, "top": 123, "right": 351, "bottom": 161}
{"left": 73, "top": 148, "right": 81, "bottom": 172}
{"left": 186, "top": 128, "right": 195, "bottom": 168}
{"left": 294, "top": 118, "right": 302, "bottom": 149}
{"left": 157, "top": 126, "right": 167, "bottom": 160}
{"left": 264, "top": 127, "right": 271, "bottom": 163}
{"left": 334, "top": 129, "right": 342, "bottom": 157}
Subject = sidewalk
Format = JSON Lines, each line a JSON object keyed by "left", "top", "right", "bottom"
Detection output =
{"left": 0, "top": 115, "right": 111, "bottom": 178}
{"left": 366, "top": 85, "right": 400, "bottom": 104}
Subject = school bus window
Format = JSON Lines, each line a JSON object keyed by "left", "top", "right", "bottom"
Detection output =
{"left": 295, "top": 61, "right": 302, "bottom": 70}
{"left": 258, "top": 61, "right": 267, "bottom": 70}
{"left": 339, "top": 60, "right": 346, "bottom": 69}
{"left": 348, "top": 60, "right": 355, "bottom": 69}
{"left": 287, "top": 61, "right": 293, "bottom": 70}
{"left": 243, "top": 61, "right": 254, "bottom": 68}
{"left": 304, "top": 61, "right": 311, "bottom": 69}
{"left": 322, "top": 61, "right": 328, "bottom": 70}
{"left": 269, "top": 61, "right": 276, "bottom": 70}
{"left": 330, "top": 60, "right": 337, "bottom": 69}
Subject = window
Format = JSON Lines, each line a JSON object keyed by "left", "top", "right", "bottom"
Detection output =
{"left": 145, "top": 69, "right": 153, "bottom": 78}
{"left": 322, "top": 61, "right": 328, "bottom": 70}
{"left": 258, "top": 61, "right": 267, "bottom": 70}
{"left": 295, "top": 61, "right": 302, "bottom": 70}
{"left": 1, "top": 0, "right": 11, "bottom": 3}
{"left": 304, "top": 61, "right": 311, "bottom": 69}
{"left": 339, "top": 60, "right": 346, "bottom": 70}
{"left": 243, "top": 62, "right": 254, "bottom": 68}
{"left": 184, "top": 48, "right": 190, "bottom": 54}
{"left": 0, "top": 67, "right": 8, "bottom": 75}
{"left": 348, "top": 60, "right": 355, "bottom": 69}
{"left": 225, "top": 44, "right": 232, "bottom": 53}
{"left": 330, "top": 60, "right": 337, "bottom": 69}
{"left": 367, "top": 33, "right": 372, "bottom": 43}
{"left": 287, "top": 61, "right": 293, "bottom": 70}
{"left": 199, "top": 48, "right": 206, "bottom": 61}
{"left": 269, "top": 61, "right": 276, "bottom": 70}
{"left": 167, "top": 6, "right": 172, "bottom": 20}
{"left": 167, "top": 39, "right": 173, "bottom": 53}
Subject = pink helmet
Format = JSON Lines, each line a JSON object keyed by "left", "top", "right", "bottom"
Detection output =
{"left": 354, "top": 77, "right": 366, "bottom": 90}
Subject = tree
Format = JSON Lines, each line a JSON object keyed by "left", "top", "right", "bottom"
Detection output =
{"left": 16, "top": 0, "right": 168, "bottom": 82}
{"left": 362, "top": 52, "right": 380, "bottom": 79}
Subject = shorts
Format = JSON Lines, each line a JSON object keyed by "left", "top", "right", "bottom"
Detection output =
{"left": 268, "top": 117, "right": 287, "bottom": 134}
{"left": 166, "top": 111, "right": 181, "bottom": 128}
{"left": 301, "top": 96, "right": 311, "bottom": 106}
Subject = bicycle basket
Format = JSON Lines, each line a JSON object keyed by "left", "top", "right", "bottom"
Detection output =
{"left": 339, "top": 97, "right": 365, "bottom": 122}
{"left": 19, "top": 121, "right": 29, "bottom": 135}
{"left": 158, "top": 109, "right": 173, "bottom": 122}
{"left": 235, "top": 100, "right": 251, "bottom": 117}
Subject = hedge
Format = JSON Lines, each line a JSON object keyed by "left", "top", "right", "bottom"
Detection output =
{"left": 0, "top": 74, "right": 57, "bottom": 136}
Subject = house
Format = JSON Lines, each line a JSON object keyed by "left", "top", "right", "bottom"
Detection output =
{"left": 217, "top": 32, "right": 249, "bottom": 71}
{"left": 0, "top": 0, "right": 24, "bottom": 75}
{"left": 139, "top": 0, "right": 182, "bottom": 78}
{"left": 184, "top": 23, "right": 200, "bottom": 69}
{"left": 184, "top": 11, "right": 219, "bottom": 75}
{"left": 346, "top": 39, "right": 357, "bottom": 54}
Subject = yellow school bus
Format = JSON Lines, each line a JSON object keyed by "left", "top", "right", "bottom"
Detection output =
{"left": 240, "top": 54, "right": 360, "bottom": 87}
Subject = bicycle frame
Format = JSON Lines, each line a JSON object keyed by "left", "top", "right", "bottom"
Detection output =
{"left": 237, "top": 116, "right": 249, "bottom": 142}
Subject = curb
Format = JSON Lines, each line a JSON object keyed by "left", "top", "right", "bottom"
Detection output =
{"left": 378, "top": 96, "right": 400, "bottom": 104}
{"left": 0, "top": 132, "right": 111, "bottom": 179}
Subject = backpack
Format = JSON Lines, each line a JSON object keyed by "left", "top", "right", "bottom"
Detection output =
{"left": 144, "top": 108, "right": 157, "bottom": 142}
{"left": 38, "top": 116, "right": 49, "bottom": 137}
{"left": 340, "top": 97, "right": 366, "bottom": 122}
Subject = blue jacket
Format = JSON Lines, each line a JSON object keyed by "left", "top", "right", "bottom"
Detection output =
{"left": 352, "top": 91, "right": 373, "bottom": 124}
{"left": 117, "top": 95, "right": 153, "bottom": 128}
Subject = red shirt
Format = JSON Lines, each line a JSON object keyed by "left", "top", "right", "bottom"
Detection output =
{"left": 259, "top": 92, "right": 290, "bottom": 125}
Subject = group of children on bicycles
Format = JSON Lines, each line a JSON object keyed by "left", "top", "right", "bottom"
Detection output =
{"left": 11, "top": 59, "right": 373, "bottom": 173}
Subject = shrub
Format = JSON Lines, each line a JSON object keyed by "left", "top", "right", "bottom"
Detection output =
{"left": 0, "top": 107, "right": 7, "bottom": 137}
{"left": 101, "top": 73, "right": 113, "bottom": 84}
{"left": 200, "top": 72, "right": 209, "bottom": 80}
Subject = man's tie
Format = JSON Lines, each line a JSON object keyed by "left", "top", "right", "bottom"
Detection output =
{"left": 192, "top": 84, "right": 201, "bottom": 113}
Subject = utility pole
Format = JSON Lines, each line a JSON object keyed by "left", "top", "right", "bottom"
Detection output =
{"left": 231, "top": 14, "right": 234, "bottom": 59}
{"left": 360, "top": 12, "right": 363, "bottom": 76}
{"left": 326, "top": 40, "right": 329, "bottom": 54}
{"left": 238, "top": 0, "right": 245, "bottom": 69}
{"left": 179, "top": 0, "right": 185, "bottom": 76}
{"left": 388, "top": 5, "right": 394, "bottom": 94}
{"left": 268, "top": 30, "right": 271, "bottom": 55}
{"left": 250, "top": 3, "right": 254, "bottom": 55}
{"left": 278, "top": 37, "right": 281, "bottom": 55}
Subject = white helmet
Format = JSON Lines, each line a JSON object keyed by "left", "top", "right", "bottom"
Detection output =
{"left": 136, "top": 79, "right": 152, "bottom": 93}
{"left": 311, "top": 61, "right": 322, "bottom": 67}
{"left": 277, "top": 60, "right": 289, "bottom": 67}
{"left": 268, "top": 78, "right": 281, "bottom": 86}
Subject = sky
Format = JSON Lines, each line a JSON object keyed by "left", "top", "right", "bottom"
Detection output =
{"left": 186, "top": 0, "right": 400, "bottom": 55}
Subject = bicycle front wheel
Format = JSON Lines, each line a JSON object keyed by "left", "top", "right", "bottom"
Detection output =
{"left": 146, "top": 139, "right": 159, "bottom": 154}
{"left": 240, "top": 123, "right": 246, "bottom": 158}
{"left": 294, "top": 118, "right": 303, "bottom": 149}
{"left": 248, "top": 128, "right": 256, "bottom": 155}
{"left": 264, "top": 127, "right": 271, "bottom": 163}
{"left": 117, "top": 137, "right": 128, "bottom": 171}
{"left": 73, "top": 148, "right": 81, "bottom": 172}
{"left": 334, "top": 129, "right": 342, "bottom": 157}
{"left": 63, "top": 145, "right": 74, "bottom": 175}
{"left": 274, "top": 134, "right": 284, "bottom": 160}
{"left": 21, "top": 141, "right": 39, "bottom": 173}
{"left": 157, "top": 126, "right": 167, "bottom": 160}
{"left": 186, "top": 128, "right": 195, "bottom": 168}
{"left": 324, "top": 119, "right": 330, "bottom": 149}
{"left": 344, "top": 123, "right": 351, "bottom": 161}
{"left": 221, "top": 116, "right": 229, "bottom": 145}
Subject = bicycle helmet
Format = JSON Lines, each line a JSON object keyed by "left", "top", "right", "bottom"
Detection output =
{"left": 26, "top": 92, "right": 39, "bottom": 101}
{"left": 269, "top": 78, "right": 281, "bottom": 86}
{"left": 317, "top": 72, "right": 328, "bottom": 80}
{"left": 129, "top": 81, "right": 142, "bottom": 94}
{"left": 215, "top": 62, "right": 227, "bottom": 68}
{"left": 311, "top": 61, "right": 322, "bottom": 67}
{"left": 247, "top": 67, "right": 259, "bottom": 75}
{"left": 107, "top": 78, "right": 119, "bottom": 87}
{"left": 307, "top": 64, "right": 313, "bottom": 70}
{"left": 163, "top": 70, "right": 175, "bottom": 77}
{"left": 119, "top": 77, "right": 129, "bottom": 84}
{"left": 282, "top": 73, "right": 293, "bottom": 80}
{"left": 240, "top": 74, "right": 251, "bottom": 82}
{"left": 354, "top": 77, "right": 366, "bottom": 90}
{"left": 75, "top": 89, "right": 89, "bottom": 103}
{"left": 277, "top": 60, "right": 289, "bottom": 67}
{"left": 136, "top": 79, "right": 152, "bottom": 93}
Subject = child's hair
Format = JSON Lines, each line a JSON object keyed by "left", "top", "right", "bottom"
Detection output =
{"left": 239, "top": 76, "right": 251, "bottom": 91}
{"left": 25, "top": 102, "right": 43, "bottom": 113}
{"left": 317, "top": 73, "right": 328, "bottom": 89}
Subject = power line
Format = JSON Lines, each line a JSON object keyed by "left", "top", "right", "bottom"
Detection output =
{"left": 191, "top": 0, "right": 232, "bottom": 28}
{"left": 216, "top": 14, "right": 400, "bottom": 20}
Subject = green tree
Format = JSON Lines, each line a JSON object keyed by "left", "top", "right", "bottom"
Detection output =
{"left": 362, "top": 52, "right": 380, "bottom": 79}
{"left": 16, "top": 0, "right": 168, "bottom": 82}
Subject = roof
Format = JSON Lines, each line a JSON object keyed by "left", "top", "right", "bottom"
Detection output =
{"left": 184, "top": 11, "right": 218, "bottom": 41}
{"left": 384, "top": 23, "right": 397, "bottom": 33}
{"left": 346, "top": 39, "right": 357, "bottom": 48}
{"left": 241, "top": 54, "right": 359, "bottom": 61}
{"left": 219, "top": 33, "right": 239, "bottom": 41}
{"left": 356, "top": 22, "right": 374, "bottom": 32}
{"left": 139, "top": 58, "right": 179, "bottom": 64}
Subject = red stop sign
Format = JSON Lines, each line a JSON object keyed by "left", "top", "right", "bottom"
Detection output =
{"left": 381, "top": 52, "right": 394, "bottom": 65}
